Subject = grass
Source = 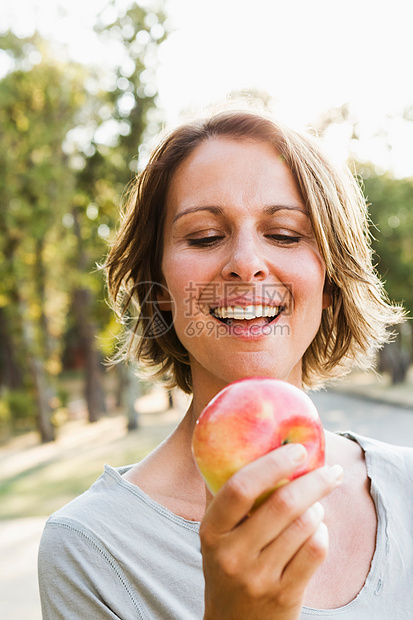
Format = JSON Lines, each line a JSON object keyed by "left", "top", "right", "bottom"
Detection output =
{"left": 0, "top": 387, "right": 187, "bottom": 519}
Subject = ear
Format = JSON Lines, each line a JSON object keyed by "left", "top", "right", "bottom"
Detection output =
{"left": 156, "top": 282, "right": 173, "bottom": 312}
{"left": 322, "top": 277, "right": 333, "bottom": 309}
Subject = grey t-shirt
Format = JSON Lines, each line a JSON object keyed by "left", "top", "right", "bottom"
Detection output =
{"left": 38, "top": 433, "right": 413, "bottom": 619}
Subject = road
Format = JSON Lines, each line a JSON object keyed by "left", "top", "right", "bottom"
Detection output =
{"left": 310, "top": 390, "right": 413, "bottom": 447}
{"left": 1, "top": 389, "right": 413, "bottom": 619}
{"left": 0, "top": 517, "right": 47, "bottom": 620}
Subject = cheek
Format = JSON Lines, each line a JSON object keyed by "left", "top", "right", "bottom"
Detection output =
{"left": 289, "top": 252, "right": 326, "bottom": 307}
{"left": 161, "top": 261, "right": 202, "bottom": 332}
{"left": 162, "top": 252, "right": 217, "bottom": 304}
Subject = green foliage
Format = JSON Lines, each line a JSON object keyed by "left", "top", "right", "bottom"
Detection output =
{"left": 0, "top": 388, "right": 37, "bottom": 440}
{"left": 6, "top": 389, "right": 36, "bottom": 423}
{"left": 360, "top": 167, "right": 413, "bottom": 314}
{"left": 0, "top": 2, "right": 168, "bottom": 440}
{"left": 0, "top": 397, "right": 12, "bottom": 441}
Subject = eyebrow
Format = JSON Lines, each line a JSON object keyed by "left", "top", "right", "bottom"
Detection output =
{"left": 263, "top": 205, "right": 307, "bottom": 216}
{"left": 172, "top": 204, "right": 306, "bottom": 224}
{"left": 172, "top": 205, "right": 223, "bottom": 224}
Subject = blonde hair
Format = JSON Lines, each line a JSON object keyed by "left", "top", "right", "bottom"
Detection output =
{"left": 105, "top": 108, "right": 404, "bottom": 392}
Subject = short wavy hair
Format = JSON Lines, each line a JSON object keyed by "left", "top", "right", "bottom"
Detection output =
{"left": 105, "top": 108, "right": 404, "bottom": 392}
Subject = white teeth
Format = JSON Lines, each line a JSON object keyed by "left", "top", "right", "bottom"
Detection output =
{"left": 233, "top": 307, "right": 245, "bottom": 319}
{"left": 213, "top": 305, "right": 281, "bottom": 320}
{"left": 243, "top": 305, "right": 255, "bottom": 319}
{"left": 264, "top": 306, "right": 277, "bottom": 317}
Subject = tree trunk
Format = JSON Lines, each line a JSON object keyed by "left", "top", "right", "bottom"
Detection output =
{"left": 378, "top": 326, "right": 410, "bottom": 385}
{"left": 4, "top": 230, "right": 56, "bottom": 442}
{"left": 20, "top": 305, "right": 55, "bottom": 442}
{"left": 113, "top": 363, "right": 141, "bottom": 430}
{"left": 0, "top": 222, "right": 25, "bottom": 390}
{"left": 72, "top": 288, "right": 106, "bottom": 422}
{"left": 72, "top": 206, "right": 106, "bottom": 423}
{"left": 0, "top": 306, "right": 24, "bottom": 389}
{"left": 125, "top": 364, "right": 141, "bottom": 431}
{"left": 34, "top": 237, "right": 54, "bottom": 359}
{"left": 31, "top": 354, "right": 56, "bottom": 443}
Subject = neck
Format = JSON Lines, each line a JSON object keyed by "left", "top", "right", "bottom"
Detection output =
{"left": 188, "top": 364, "right": 305, "bottom": 425}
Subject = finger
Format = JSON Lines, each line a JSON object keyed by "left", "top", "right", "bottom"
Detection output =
{"left": 203, "top": 443, "right": 308, "bottom": 535}
{"left": 281, "top": 522, "right": 329, "bottom": 593}
{"left": 257, "top": 501, "right": 325, "bottom": 576}
{"left": 236, "top": 463, "right": 342, "bottom": 554}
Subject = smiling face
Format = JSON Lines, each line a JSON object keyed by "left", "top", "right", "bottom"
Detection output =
{"left": 159, "top": 137, "right": 330, "bottom": 402}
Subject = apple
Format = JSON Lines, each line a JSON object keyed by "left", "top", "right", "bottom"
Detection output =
{"left": 192, "top": 377, "right": 325, "bottom": 503}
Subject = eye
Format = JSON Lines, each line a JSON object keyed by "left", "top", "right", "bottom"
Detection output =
{"left": 187, "top": 235, "right": 224, "bottom": 247}
{"left": 266, "top": 233, "right": 301, "bottom": 245}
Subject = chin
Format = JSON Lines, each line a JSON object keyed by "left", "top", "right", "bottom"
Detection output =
{"left": 197, "top": 354, "right": 302, "bottom": 391}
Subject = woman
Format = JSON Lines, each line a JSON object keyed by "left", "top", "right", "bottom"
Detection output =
{"left": 39, "top": 109, "right": 413, "bottom": 619}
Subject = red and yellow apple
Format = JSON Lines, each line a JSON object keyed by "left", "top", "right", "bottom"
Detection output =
{"left": 192, "top": 377, "right": 325, "bottom": 501}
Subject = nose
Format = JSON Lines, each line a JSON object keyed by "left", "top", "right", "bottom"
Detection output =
{"left": 221, "top": 233, "right": 269, "bottom": 281}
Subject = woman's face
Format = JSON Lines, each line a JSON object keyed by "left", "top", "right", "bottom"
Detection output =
{"left": 160, "top": 137, "right": 330, "bottom": 399}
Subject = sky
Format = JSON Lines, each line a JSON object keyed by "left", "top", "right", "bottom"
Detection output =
{"left": 2, "top": 0, "right": 413, "bottom": 176}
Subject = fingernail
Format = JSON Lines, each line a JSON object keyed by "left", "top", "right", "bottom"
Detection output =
{"left": 311, "top": 501, "right": 325, "bottom": 521}
{"left": 312, "top": 521, "right": 329, "bottom": 548}
{"left": 285, "top": 443, "right": 307, "bottom": 463}
{"left": 328, "top": 464, "right": 344, "bottom": 483}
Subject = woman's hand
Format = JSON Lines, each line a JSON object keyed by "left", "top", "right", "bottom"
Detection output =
{"left": 200, "top": 443, "right": 343, "bottom": 620}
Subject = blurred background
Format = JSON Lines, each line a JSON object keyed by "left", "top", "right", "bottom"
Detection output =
{"left": 0, "top": 0, "right": 413, "bottom": 616}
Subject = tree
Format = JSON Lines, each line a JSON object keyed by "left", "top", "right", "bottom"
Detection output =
{"left": 0, "top": 1, "right": 168, "bottom": 440}
{"left": 360, "top": 168, "right": 413, "bottom": 382}
{"left": 0, "top": 32, "right": 88, "bottom": 440}
{"left": 61, "top": 0, "right": 167, "bottom": 422}
{"left": 310, "top": 103, "right": 413, "bottom": 383}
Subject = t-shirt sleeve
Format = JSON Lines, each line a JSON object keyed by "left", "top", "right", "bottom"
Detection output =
{"left": 38, "top": 518, "right": 147, "bottom": 620}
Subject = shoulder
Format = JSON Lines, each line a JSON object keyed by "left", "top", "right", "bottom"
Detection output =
{"left": 39, "top": 463, "right": 143, "bottom": 566}
{"left": 47, "top": 464, "right": 134, "bottom": 526}
{"left": 41, "top": 461, "right": 200, "bottom": 551}
{"left": 38, "top": 463, "right": 203, "bottom": 619}
{"left": 38, "top": 466, "right": 149, "bottom": 620}
{"left": 38, "top": 464, "right": 153, "bottom": 616}
{"left": 340, "top": 432, "right": 413, "bottom": 490}
{"left": 344, "top": 431, "right": 413, "bottom": 464}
